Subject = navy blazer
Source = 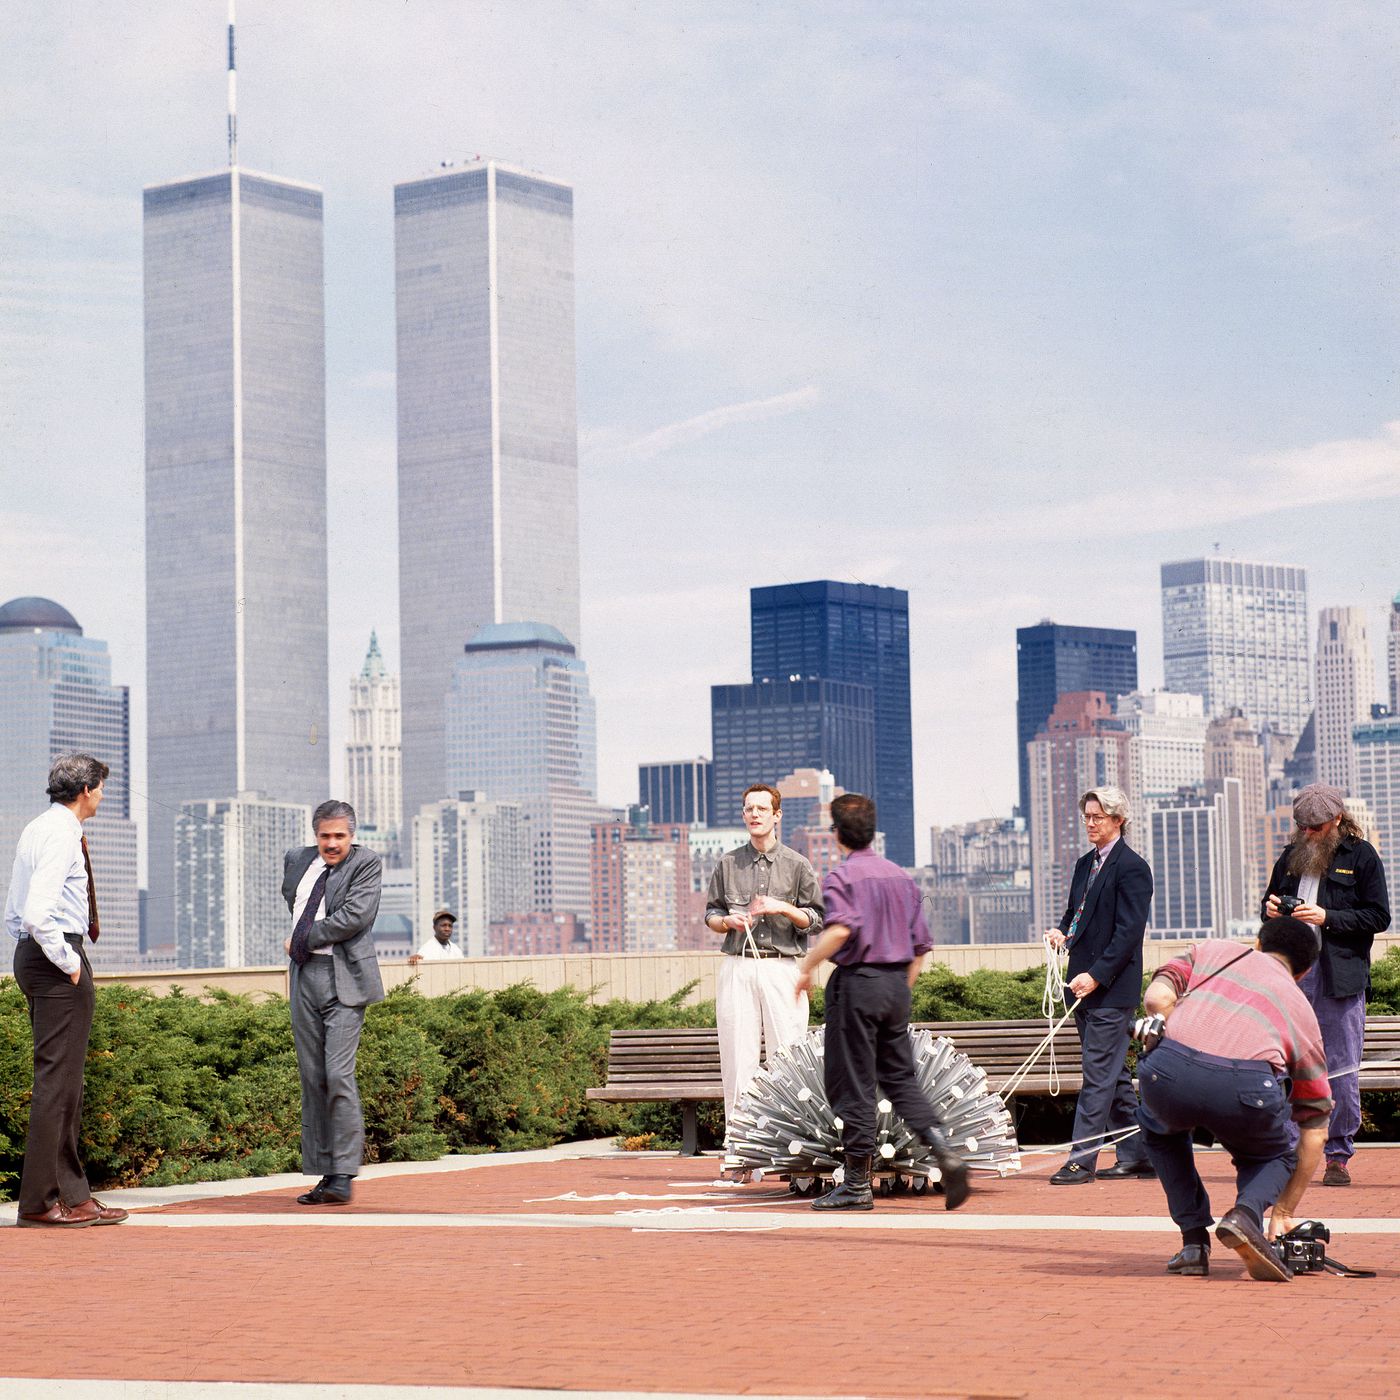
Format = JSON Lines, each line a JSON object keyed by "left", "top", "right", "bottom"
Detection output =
{"left": 1057, "top": 839, "right": 1153, "bottom": 1012}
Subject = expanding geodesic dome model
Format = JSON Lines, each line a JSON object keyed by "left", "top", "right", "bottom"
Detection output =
{"left": 722, "top": 1025, "right": 1020, "bottom": 1194}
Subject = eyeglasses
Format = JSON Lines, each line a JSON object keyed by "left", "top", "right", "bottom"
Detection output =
{"left": 742, "top": 805, "right": 774, "bottom": 816}
{"left": 1297, "top": 822, "right": 1333, "bottom": 834}
{"left": 1083, "top": 813, "right": 1117, "bottom": 825}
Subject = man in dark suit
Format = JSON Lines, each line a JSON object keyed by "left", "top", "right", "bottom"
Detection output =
{"left": 1262, "top": 783, "right": 1391, "bottom": 1186}
{"left": 282, "top": 799, "right": 384, "bottom": 1205}
{"left": 1045, "top": 785, "right": 1154, "bottom": 1184}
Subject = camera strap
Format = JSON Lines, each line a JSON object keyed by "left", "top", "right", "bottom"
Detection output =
{"left": 1320, "top": 1253, "right": 1376, "bottom": 1278}
{"left": 1175, "top": 947, "right": 1254, "bottom": 1004}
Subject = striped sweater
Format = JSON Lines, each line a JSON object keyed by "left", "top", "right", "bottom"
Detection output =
{"left": 1151, "top": 940, "right": 1333, "bottom": 1127}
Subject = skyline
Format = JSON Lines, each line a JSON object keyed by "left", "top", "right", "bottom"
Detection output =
{"left": 5, "top": 3, "right": 1398, "bottom": 873}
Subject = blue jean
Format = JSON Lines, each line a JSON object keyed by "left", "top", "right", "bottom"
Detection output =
{"left": 1137, "top": 1039, "right": 1295, "bottom": 1233}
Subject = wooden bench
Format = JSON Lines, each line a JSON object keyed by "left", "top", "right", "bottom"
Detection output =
{"left": 586, "top": 1016, "right": 1400, "bottom": 1156}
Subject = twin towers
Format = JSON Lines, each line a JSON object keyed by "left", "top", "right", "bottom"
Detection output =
{"left": 143, "top": 159, "right": 580, "bottom": 942}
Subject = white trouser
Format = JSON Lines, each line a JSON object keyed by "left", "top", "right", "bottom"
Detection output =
{"left": 717, "top": 954, "right": 809, "bottom": 1134}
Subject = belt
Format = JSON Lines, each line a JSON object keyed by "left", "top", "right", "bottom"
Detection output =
{"left": 731, "top": 947, "right": 790, "bottom": 960}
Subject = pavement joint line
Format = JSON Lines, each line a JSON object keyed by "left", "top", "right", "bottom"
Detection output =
{"left": 0, "top": 1384, "right": 861, "bottom": 1400}
{"left": 54, "top": 1210, "right": 1400, "bottom": 1233}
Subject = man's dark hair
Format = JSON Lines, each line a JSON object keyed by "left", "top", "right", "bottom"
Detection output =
{"left": 46, "top": 753, "right": 110, "bottom": 805}
{"left": 312, "top": 799, "right": 357, "bottom": 835}
{"left": 830, "top": 793, "right": 877, "bottom": 851}
{"left": 1258, "top": 916, "right": 1319, "bottom": 976}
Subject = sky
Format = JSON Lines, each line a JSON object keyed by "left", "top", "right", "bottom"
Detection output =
{"left": 3, "top": 1, "right": 1398, "bottom": 871}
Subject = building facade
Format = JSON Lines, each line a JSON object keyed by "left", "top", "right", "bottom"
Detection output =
{"left": 1206, "top": 708, "right": 1269, "bottom": 908}
{"left": 443, "top": 622, "right": 597, "bottom": 921}
{"left": 1389, "top": 592, "right": 1400, "bottom": 715}
{"left": 1160, "top": 558, "right": 1310, "bottom": 735}
{"left": 1027, "top": 691, "right": 1133, "bottom": 933}
{"left": 1015, "top": 622, "right": 1138, "bottom": 826}
{"left": 1143, "top": 779, "right": 1245, "bottom": 939}
{"left": 0, "top": 597, "right": 140, "bottom": 972}
{"left": 638, "top": 758, "right": 713, "bottom": 827}
{"left": 346, "top": 631, "right": 403, "bottom": 865}
{"left": 174, "top": 794, "right": 311, "bottom": 968}
{"left": 411, "top": 791, "right": 529, "bottom": 957}
{"left": 1114, "top": 690, "right": 1208, "bottom": 805}
{"left": 1355, "top": 714, "right": 1400, "bottom": 884}
{"left": 749, "top": 582, "right": 915, "bottom": 864}
{"left": 1315, "top": 606, "right": 1375, "bottom": 796}
{"left": 395, "top": 161, "right": 581, "bottom": 830}
{"left": 590, "top": 810, "right": 690, "bottom": 954}
{"left": 144, "top": 168, "right": 328, "bottom": 944}
{"left": 710, "top": 678, "right": 875, "bottom": 826}
{"left": 928, "top": 817, "right": 1030, "bottom": 885}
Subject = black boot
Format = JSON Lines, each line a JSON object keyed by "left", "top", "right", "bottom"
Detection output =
{"left": 812, "top": 1154, "right": 874, "bottom": 1211}
{"left": 921, "top": 1127, "right": 970, "bottom": 1210}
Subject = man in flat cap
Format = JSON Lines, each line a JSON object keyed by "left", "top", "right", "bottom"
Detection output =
{"left": 409, "top": 909, "right": 464, "bottom": 963}
{"left": 1262, "top": 783, "right": 1390, "bottom": 1185}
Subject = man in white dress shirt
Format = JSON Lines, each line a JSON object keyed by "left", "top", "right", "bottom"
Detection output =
{"left": 4, "top": 753, "right": 129, "bottom": 1227}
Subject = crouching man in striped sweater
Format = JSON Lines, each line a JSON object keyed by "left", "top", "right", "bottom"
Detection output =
{"left": 1136, "top": 916, "right": 1332, "bottom": 1282}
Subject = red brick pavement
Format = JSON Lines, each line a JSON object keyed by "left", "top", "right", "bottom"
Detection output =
{"left": 6, "top": 1150, "right": 1400, "bottom": 1397}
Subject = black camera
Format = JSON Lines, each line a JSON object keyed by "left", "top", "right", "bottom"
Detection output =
{"left": 1275, "top": 894, "right": 1303, "bottom": 916}
{"left": 1130, "top": 1014, "right": 1166, "bottom": 1054}
{"left": 1272, "top": 1220, "right": 1329, "bottom": 1273}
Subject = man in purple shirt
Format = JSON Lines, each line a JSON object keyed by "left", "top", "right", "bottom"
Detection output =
{"left": 795, "top": 793, "right": 968, "bottom": 1212}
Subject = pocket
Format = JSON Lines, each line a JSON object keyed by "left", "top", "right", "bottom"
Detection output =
{"left": 1140, "top": 1047, "right": 1178, "bottom": 1084}
{"left": 1235, "top": 1070, "right": 1285, "bottom": 1111}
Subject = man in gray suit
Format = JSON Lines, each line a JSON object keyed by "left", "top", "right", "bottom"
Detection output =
{"left": 281, "top": 799, "right": 384, "bottom": 1205}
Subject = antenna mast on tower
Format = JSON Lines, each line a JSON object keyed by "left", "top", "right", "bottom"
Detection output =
{"left": 227, "top": 0, "right": 238, "bottom": 167}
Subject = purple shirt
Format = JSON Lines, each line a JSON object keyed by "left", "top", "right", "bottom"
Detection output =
{"left": 822, "top": 848, "right": 931, "bottom": 966}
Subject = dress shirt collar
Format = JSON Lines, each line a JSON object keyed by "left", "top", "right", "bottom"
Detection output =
{"left": 1091, "top": 834, "right": 1119, "bottom": 863}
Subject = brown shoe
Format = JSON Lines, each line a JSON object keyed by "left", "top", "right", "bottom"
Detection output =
{"left": 68, "top": 1198, "right": 129, "bottom": 1226}
{"left": 1322, "top": 1160, "right": 1351, "bottom": 1187}
{"left": 1216, "top": 1206, "right": 1292, "bottom": 1282}
{"left": 17, "top": 1202, "right": 95, "bottom": 1229}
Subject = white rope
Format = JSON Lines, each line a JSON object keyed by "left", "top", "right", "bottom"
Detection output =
{"left": 996, "top": 996, "right": 1082, "bottom": 1102}
{"left": 1038, "top": 934, "right": 1069, "bottom": 1097}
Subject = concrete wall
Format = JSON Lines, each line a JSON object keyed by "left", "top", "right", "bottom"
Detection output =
{"left": 92, "top": 935, "right": 1400, "bottom": 1004}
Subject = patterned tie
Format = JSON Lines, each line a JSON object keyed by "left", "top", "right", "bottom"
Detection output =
{"left": 1064, "top": 850, "right": 1105, "bottom": 943}
{"left": 80, "top": 834, "right": 100, "bottom": 942}
{"left": 289, "top": 866, "right": 331, "bottom": 967}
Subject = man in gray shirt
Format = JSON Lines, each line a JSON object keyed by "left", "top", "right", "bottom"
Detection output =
{"left": 704, "top": 783, "right": 823, "bottom": 1176}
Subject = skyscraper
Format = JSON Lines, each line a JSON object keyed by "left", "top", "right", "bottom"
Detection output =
{"left": 174, "top": 793, "right": 311, "bottom": 968}
{"left": 1315, "top": 606, "right": 1376, "bottom": 795}
{"left": 1387, "top": 592, "right": 1400, "bottom": 715}
{"left": 750, "top": 582, "right": 915, "bottom": 864}
{"left": 1113, "top": 690, "right": 1207, "bottom": 805}
{"left": 1354, "top": 714, "right": 1400, "bottom": 883}
{"left": 395, "top": 161, "right": 581, "bottom": 828}
{"left": 346, "top": 631, "right": 402, "bottom": 865}
{"left": 1205, "top": 708, "right": 1269, "bottom": 906}
{"left": 411, "top": 791, "right": 529, "bottom": 957}
{"left": 1015, "top": 622, "right": 1138, "bottom": 825}
{"left": 1026, "top": 691, "right": 1132, "bottom": 933}
{"left": 638, "top": 759, "right": 713, "bottom": 827}
{"left": 1160, "top": 558, "right": 1310, "bottom": 734}
{"left": 0, "top": 597, "right": 140, "bottom": 970}
{"left": 443, "top": 622, "right": 597, "bottom": 919}
{"left": 710, "top": 678, "right": 875, "bottom": 826}
{"left": 590, "top": 809, "right": 691, "bottom": 954}
{"left": 1144, "top": 779, "right": 1245, "bottom": 939}
{"left": 144, "top": 167, "right": 328, "bottom": 943}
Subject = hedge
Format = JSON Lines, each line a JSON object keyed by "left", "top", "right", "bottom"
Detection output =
{"left": 4, "top": 949, "right": 1399, "bottom": 1199}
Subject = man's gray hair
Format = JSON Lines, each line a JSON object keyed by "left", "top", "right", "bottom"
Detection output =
{"left": 1080, "top": 785, "right": 1131, "bottom": 833}
{"left": 47, "top": 753, "right": 110, "bottom": 805}
{"left": 312, "top": 799, "right": 357, "bottom": 834}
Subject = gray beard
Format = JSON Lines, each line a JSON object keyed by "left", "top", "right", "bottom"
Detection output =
{"left": 1286, "top": 829, "right": 1342, "bottom": 882}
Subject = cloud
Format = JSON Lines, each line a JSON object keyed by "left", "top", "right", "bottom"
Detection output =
{"left": 600, "top": 386, "right": 821, "bottom": 464}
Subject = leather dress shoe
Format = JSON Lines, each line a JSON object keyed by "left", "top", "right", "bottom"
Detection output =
{"left": 296, "top": 1173, "right": 354, "bottom": 1205}
{"left": 1049, "top": 1162, "right": 1095, "bottom": 1185}
{"left": 67, "top": 1198, "right": 129, "bottom": 1226}
{"left": 1097, "top": 1160, "right": 1156, "bottom": 1180}
{"left": 16, "top": 1201, "right": 94, "bottom": 1228}
{"left": 1216, "top": 1206, "right": 1291, "bottom": 1282}
{"left": 1166, "top": 1244, "right": 1209, "bottom": 1276}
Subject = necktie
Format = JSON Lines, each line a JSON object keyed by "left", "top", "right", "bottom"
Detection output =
{"left": 289, "top": 866, "right": 331, "bottom": 966}
{"left": 80, "top": 834, "right": 100, "bottom": 942}
{"left": 1064, "top": 851, "right": 1104, "bottom": 943}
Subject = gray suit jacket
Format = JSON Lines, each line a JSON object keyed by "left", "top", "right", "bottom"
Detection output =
{"left": 282, "top": 845, "right": 385, "bottom": 1008}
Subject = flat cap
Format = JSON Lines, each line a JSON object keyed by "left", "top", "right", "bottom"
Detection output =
{"left": 1293, "top": 783, "right": 1347, "bottom": 828}
{"left": 431, "top": 909, "right": 458, "bottom": 924}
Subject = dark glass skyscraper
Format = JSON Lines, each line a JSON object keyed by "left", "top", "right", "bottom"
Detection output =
{"left": 1015, "top": 622, "right": 1138, "bottom": 821}
{"left": 748, "top": 581, "right": 914, "bottom": 864}
{"left": 638, "top": 759, "right": 712, "bottom": 826}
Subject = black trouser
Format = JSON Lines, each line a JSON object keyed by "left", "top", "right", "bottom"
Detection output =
{"left": 14, "top": 934, "right": 95, "bottom": 1215}
{"left": 824, "top": 963, "right": 940, "bottom": 1156}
